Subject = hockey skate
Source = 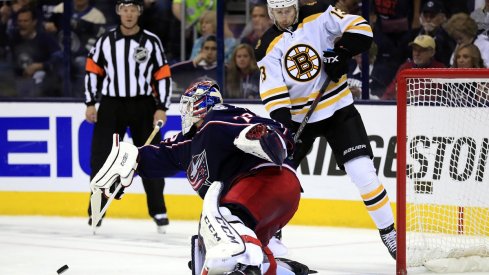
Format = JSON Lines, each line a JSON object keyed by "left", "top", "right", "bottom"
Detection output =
{"left": 379, "top": 223, "right": 397, "bottom": 259}
{"left": 275, "top": 258, "right": 317, "bottom": 274}
{"left": 153, "top": 213, "right": 169, "bottom": 234}
{"left": 226, "top": 264, "right": 261, "bottom": 275}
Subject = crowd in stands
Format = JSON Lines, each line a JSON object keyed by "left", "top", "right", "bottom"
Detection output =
{"left": 0, "top": 0, "right": 487, "bottom": 100}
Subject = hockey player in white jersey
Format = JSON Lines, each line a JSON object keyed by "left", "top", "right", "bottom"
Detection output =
{"left": 255, "top": 0, "right": 397, "bottom": 259}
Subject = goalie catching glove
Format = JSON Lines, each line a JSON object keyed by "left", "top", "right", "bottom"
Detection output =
{"left": 234, "top": 124, "right": 287, "bottom": 165}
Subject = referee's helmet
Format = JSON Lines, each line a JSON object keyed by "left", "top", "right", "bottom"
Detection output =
{"left": 116, "top": 0, "right": 144, "bottom": 14}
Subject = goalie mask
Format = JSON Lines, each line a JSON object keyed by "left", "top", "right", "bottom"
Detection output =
{"left": 267, "top": 0, "right": 298, "bottom": 31}
{"left": 180, "top": 80, "right": 223, "bottom": 135}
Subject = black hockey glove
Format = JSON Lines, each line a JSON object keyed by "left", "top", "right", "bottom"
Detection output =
{"left": 270, "top": 107, "right": 298, "bottom": 133}
{"left": 322, "top": 47, "right": 351, "bottom": 83}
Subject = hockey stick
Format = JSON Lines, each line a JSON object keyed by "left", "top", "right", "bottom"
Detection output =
{"left": 293, "top": 77, "right": 331, "bottom": 144}
{"left": 91, "top": 120, "right": 165, "bottom": 234}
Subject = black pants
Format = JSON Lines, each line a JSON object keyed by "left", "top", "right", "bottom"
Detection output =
{"left": 88, "top": 96, "right": 167, "bottom": 218}
{"left": 292, "top": 104, "right": 373, "bottom": 170}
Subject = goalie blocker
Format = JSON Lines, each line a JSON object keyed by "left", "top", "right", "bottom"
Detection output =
{"left": 90, "top": 133, "right": 139, "bottom": 230}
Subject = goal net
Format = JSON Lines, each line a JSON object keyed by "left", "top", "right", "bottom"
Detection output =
{"left": 396, "top": 69, "right": 489, "bottom": 274}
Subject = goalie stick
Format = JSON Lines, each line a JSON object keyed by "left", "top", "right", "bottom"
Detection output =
{"left": 293, "top": 77, "right": 331, "bottom": 144}
{"left": 90, "top": 120, "right": 165, "bottom": 234}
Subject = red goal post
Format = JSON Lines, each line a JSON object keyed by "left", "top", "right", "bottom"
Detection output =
{"left": 396, "top": 68, "right": 489, "bottom": 275}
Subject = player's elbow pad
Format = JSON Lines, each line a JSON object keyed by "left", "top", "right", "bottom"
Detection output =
{"left": 336, "top": 32, "right": 373, "bottom": 56}
{"left": 234, "top": 124, "right": 287, "bottom": 165}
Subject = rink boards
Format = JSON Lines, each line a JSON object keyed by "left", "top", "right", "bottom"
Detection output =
{"left": 2, "top": 101, "right": 484, "bottom": 228}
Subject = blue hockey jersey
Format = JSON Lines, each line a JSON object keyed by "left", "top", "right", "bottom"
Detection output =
{"left": 138, "top": 104, "right": 295, "bottom": 198}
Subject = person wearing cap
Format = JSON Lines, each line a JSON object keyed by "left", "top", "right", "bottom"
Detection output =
{"left": 412, "top": 0, "right": 455, "bottom": 66}
{"left": 382, "top": 35, "right": 445, "bottom": 100}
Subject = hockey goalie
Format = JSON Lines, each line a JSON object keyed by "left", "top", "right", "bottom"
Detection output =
{"left": 90, "top": 80, "right": 315, "bottom": 274}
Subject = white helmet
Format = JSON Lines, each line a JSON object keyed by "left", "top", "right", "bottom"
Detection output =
{"left": 267, "top": 0, "right": 299, "bottom": 29}
{"left": 267, "top": 0, "right": 298, "bottom": 9}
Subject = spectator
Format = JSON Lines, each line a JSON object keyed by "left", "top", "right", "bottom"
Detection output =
{"left": 446, "top": 44, "right": 486, "bottom": 107}
{"left": 382, "top": 35, "right": 445, "bottom": 100}
{"left": 170, "top": 35, "right": 217, "bottom": 94}
{"left": 444, "top": 12, "right": 489, "bottom": 68}
{"left": 369, "top": 0, "right": 420, "bottom": 98}
{"left": 171, "top": 0, "right": 215, "bottom": 28}
{"left": 36, "top": 0, "right": 62, "bottom": 26}
{"left": 471, "top": 0, "right": 489, "bottom": 34}
{"left": 239, "top": 3, "right": 272, "bottom": 48}
{"left": 139, "top": 0, "right": 176, "bottom": 62}
{"left": 347, "top": 43, "right": 378, "bottom": 99}
{"left": 0, "top": 0, "right": 34, "bottom": 38}
{"left": 170, "top": 0, "right": 216, "bottom": 62}
{"left": 92, "top": 0, "right": 119, "bottom": 27}
{"left": 45, "top": 0, "right": 106, "bottom": 38}
{"left": 225, "top": 43, "right": 260, "bottom": 99}
{"left": 45, "top": 0, "right": 106, "bottom": 97}
{"left": 8, "top": 6, "right": 62, "bottom": 97}
{"left": 189, "top": 10, "right": 236, "bottom": 62}
{"left": 424, "top": 0, "right": 469, "bottom": 17}
{"left": 411, "top": 0, "right": 455, "bottom": 66}
{"left": 452, "top": 43, "right": 485, "bottom": 68}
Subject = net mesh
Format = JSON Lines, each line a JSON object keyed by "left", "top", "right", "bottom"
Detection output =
{"left": 405, "top": 77, "right": 489, "bottom": 267}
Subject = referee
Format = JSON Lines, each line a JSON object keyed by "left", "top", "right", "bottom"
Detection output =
{"left": 84, "top": 0, "right": 171, "bottom": 233}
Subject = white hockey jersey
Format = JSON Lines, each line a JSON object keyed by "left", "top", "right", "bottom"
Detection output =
{"left": 255, "top": 3, "right": 372, "bottom": 123}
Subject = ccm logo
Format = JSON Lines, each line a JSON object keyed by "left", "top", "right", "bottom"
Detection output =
{"left": 344, "top": 144, "right": 367, "bottom": 156}
{"left": 203, "top": 215, "right": 240, "bottom": 244}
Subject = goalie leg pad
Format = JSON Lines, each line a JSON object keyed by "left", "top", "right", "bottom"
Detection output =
{"left": 90, "top": 133, "right": 139, "bottom": 192}
{"left": 199, "top": 182, "right": 263, "bottom": 274}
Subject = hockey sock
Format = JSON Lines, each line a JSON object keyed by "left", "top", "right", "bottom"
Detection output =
{"left": 344, "top": 156, "right": 394, "bottom": 229}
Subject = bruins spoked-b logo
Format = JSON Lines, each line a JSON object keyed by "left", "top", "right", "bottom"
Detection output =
{"left": 285, "top": 44, "right": 321, "bottom": 82}
{"left": 133, "top": 46, "right": 149, "bottom": 63}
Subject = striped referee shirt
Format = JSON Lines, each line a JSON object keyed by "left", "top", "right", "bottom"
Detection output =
{"left": 84, "top": 27, "right": 172, "bottom": 110}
